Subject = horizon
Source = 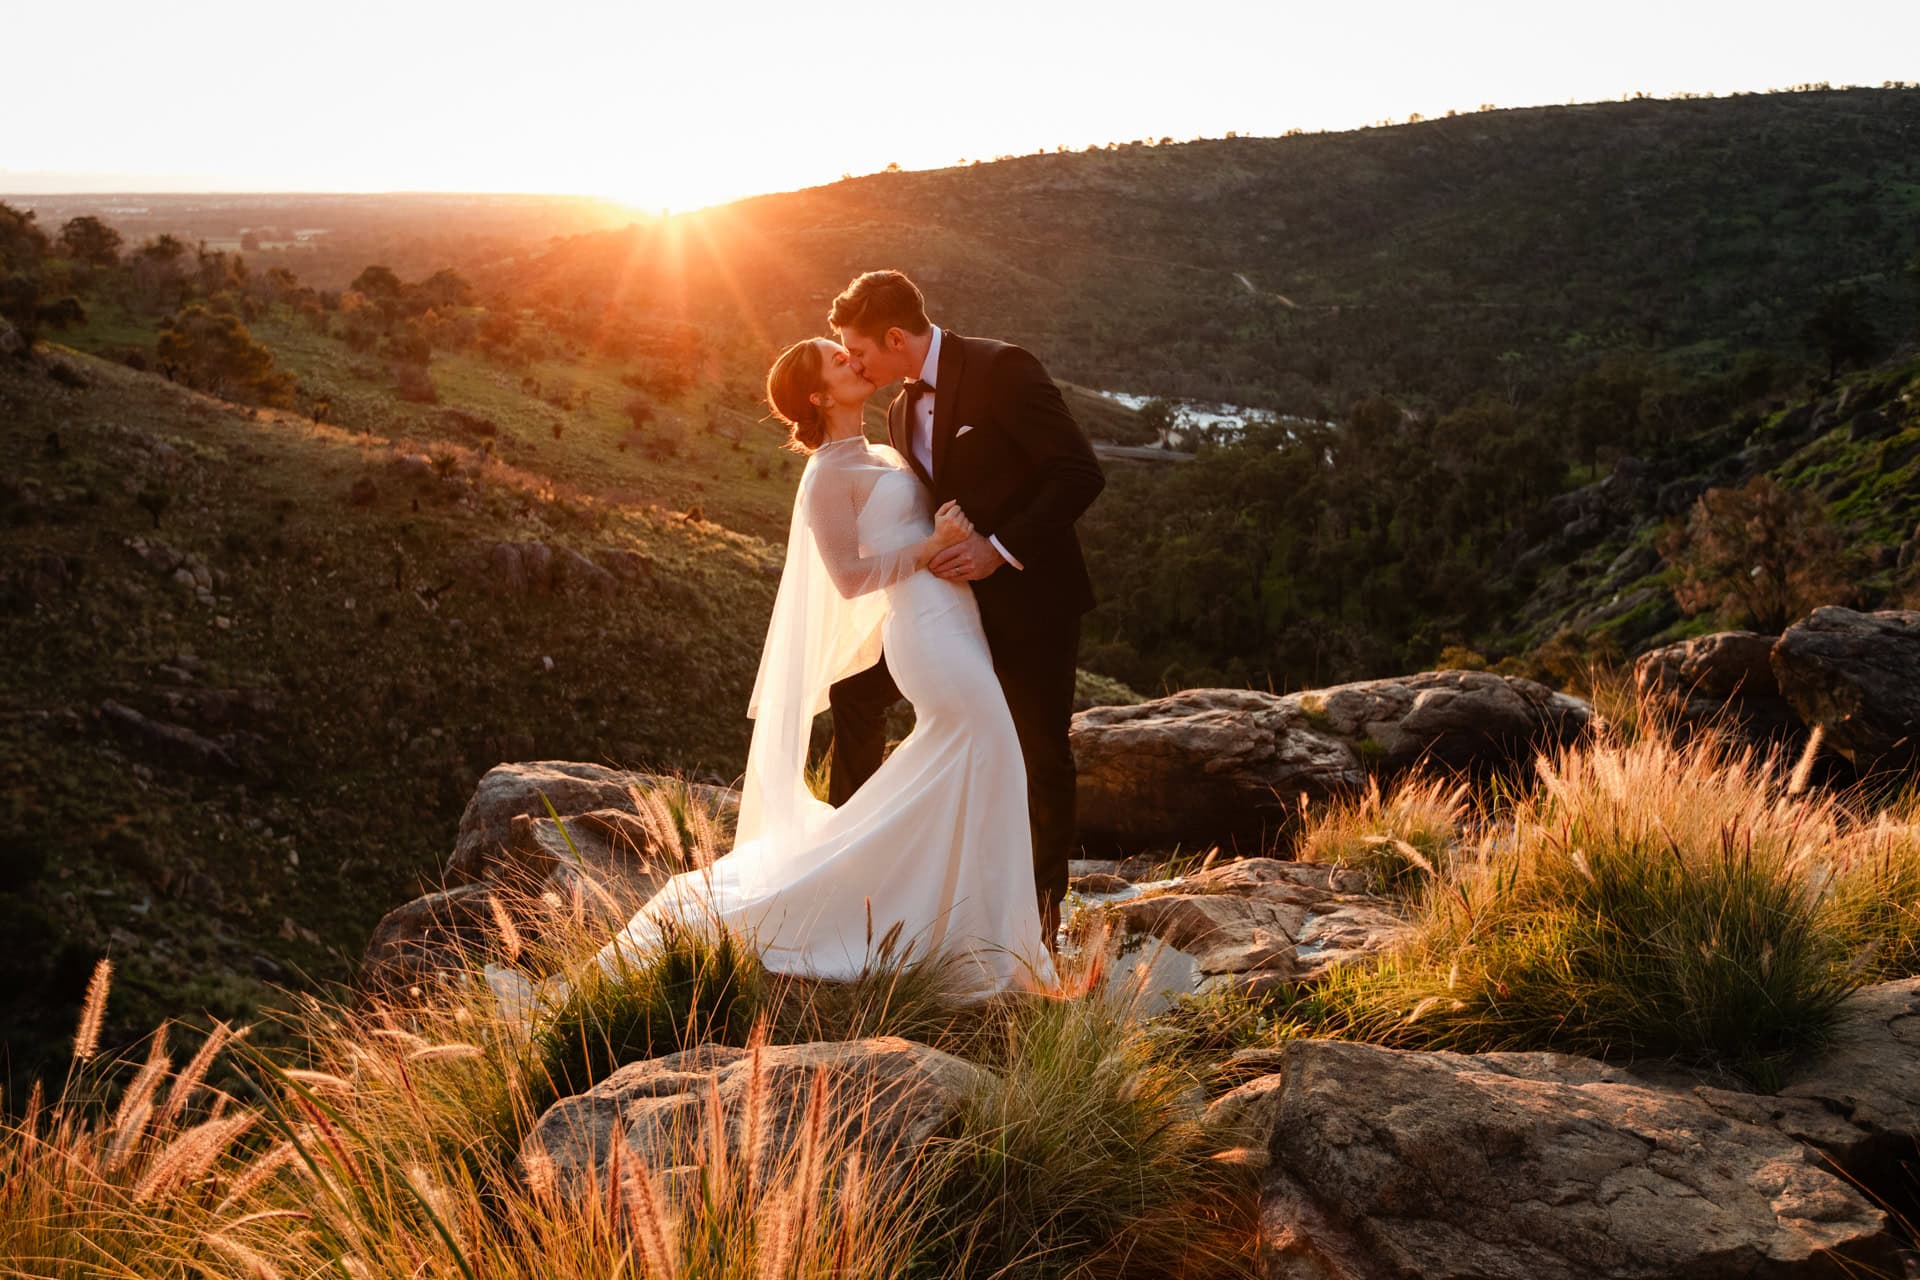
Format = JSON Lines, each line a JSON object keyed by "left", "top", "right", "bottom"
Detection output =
{"left": 5, "top": 81, "right": 1915, "bottom": 216}
{"left": 9, "top": 0, "right": 1919, "bottom": 212}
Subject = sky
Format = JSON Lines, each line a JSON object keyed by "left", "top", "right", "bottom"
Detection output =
{"left": 7, "top": 0, "right": 1917, "bottom": 211}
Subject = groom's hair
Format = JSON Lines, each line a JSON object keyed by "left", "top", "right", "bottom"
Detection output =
{"left": 829, "top": 270, "right": 931, "bottom": 341}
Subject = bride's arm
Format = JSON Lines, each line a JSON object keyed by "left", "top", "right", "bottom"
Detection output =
{"left": 807, "top": 470, "right": 973, "bottom": 599}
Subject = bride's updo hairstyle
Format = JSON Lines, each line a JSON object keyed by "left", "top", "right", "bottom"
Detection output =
{"left": 766, "top": 339, "right": 828, "bottom": 453}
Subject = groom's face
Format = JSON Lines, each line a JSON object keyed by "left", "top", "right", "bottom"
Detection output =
{"left": 837, "top": 325, "right": 911, "bottom": 385}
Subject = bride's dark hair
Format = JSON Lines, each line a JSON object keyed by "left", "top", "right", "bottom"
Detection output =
{"left": 766, "top": 339, "right": 828, "bottom": 453}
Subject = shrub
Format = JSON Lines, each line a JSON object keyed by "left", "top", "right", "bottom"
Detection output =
{"left": 919, "top": 992, "right": 1257, "bottom": 1278}
{"left": 1312, "top": 726, "right": 1852, "bottom": 1078}
{"left": 1295, "top": 773, "right": 1468, "bottom": 894}
{"left": 533, "top": 912, "right": 768, "bottom": 1099}
{"left": 1822, "top": 803, "right": 1920, "bottom": 983}
{"left": 1659, "top": 475, "right": 1859, "bottom": 632}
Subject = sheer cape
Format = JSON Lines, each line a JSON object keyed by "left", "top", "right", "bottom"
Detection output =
{"left": 737, "top": 437, "right": 925, "bottom": 864}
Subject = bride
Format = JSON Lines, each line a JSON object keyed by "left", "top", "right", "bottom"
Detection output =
{"left": 580, "top": 336, "right": 1058, "bottom": 1000}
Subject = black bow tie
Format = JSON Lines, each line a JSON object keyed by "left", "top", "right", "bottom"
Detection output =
{"left": 903, "top": 377, "right": 933, "bottom": 399}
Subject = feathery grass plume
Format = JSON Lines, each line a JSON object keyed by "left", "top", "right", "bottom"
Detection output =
{"left": 158, "top": 1020, "right": 239, "bottom": 1131}
{"left": 202, "top": 1230, "right": 286, "bottom": 1280}
{"left": 134, "top": 1110, "right": 256, "bottom": 1201}
{"left": 71, "top": 955, "right": 113, "bottom": 1065}
{"left": 1821, "top": 803, "right": 1920, "bottom": 983}
{"left": 104, "top": 1027, "right": 172, "bottom": 1171}
{"left": 217, "top": 1138, "right": 301, "bottom": 1212}
{"left": 1295, "top": 773, "right": 1469, "bottom": 894}
{"left": 1308, "top": 717, "right": 1853, "bottom": 1078}
{"left": 1789, "top": 723, "right": 1827, "bottom": 796}
{"left": 488, "top": 891, "right": 524, "bottom": 965}
{"left": 922, "top": 988, "right": 1260, "bottom": 1278}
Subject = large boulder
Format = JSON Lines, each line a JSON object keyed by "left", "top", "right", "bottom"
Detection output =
{"left": 1227, "top": 1039, "right": 1898, "bottom": 1280}
{"left": 1778, "top": 977, "right": 1920, "bottom": 1183}
{"left": 360, "top": 762, "right": 738, "bottom": 996}
{"left": 1634, "top": 630, "right": 1804, "bottom": 743}
{"left": 447, "top": 761, "right": 738, "bottom": 885}
{"left": 1771, "top": 607, "right": 1920, "bottom": 774}
{"left": 1072, "top": 672, "right": 1589, "bottom": 851}
{"left": 517, "top": 1037, "right": 985, "bottom": 1204}
{"left": 360, "top": 883, "right": 497, "bottom": 994}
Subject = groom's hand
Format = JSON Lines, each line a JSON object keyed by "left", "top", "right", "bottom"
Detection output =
{"left": 930, "top": 534, "right": 1004, "bottom": 581}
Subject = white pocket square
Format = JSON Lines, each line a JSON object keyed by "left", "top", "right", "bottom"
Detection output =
{"left": 955, "top": 423, "right": 976, "bottom": 437}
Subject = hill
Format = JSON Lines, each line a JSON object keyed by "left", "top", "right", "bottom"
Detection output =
{"left": 0, "top": 342, "right": 775, "bottom": 1077}
{"left": 481, "top": 87, "right": 1920, "bottom": 412}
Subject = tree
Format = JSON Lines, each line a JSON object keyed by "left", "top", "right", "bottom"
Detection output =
{"left": 1136, "top": 398, "right": 1174, "bottom": 446}
{"left": 415, "top": 268, "right": 473, "bottom": 308}
{"left": 0, "top": 202, "right": 50, "bottom": 345}
{"left": 155, "top": 304, "right": 295, "bottom": 407}
{"left": 350, "top": 265, "right": 403, "bottom": 300}
{"left": 1659, "top": 476, "right": 1858, "bottom": 632}
{"left": 58, "top": 216, "right": 122, "bottom": 267}
{"left": 1801, "top": 287, "right": 1882, "bottom": 383}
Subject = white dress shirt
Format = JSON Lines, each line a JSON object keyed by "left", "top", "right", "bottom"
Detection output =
{"left": 913, "top": 326, "right": 1023, "bottom": 571}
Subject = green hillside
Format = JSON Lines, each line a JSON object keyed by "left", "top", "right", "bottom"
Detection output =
{"left": 0, "top": 345, "right": 774, "bottom": 1077}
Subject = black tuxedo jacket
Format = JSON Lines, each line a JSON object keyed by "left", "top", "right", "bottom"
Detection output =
{"left": 886, "top": 329, "right": 1106, "bottom": 620}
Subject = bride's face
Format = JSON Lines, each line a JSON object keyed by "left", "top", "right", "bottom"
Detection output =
{"left": 814, "top": 338, "right": 874, "bottom": 407}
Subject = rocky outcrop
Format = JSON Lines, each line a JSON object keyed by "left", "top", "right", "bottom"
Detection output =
{"left": 1634, "top": 630, "right": 1804, "bottom": 743}
{"left": 360, "top": 762, "right": 738, "bottom": 996}
{"left": 1227, "top": 1039, "right": 1899, "bottom": 1280}
{"left": 360, "top": 883, "right": 499, "bottom": 995}
{"left": 1771, "top": 607, "right": 1920, "bottom": 774}
{"left": 1071, "top": 672, "right": 1589, "bottom": 851}
{"left": 447, "top": 761, "right": 738, "bottom": 885}
{"left": 1778, "top": 977, "right": 1920, "bottom": 1183}
{"left": 97, "top": 697, "right": 272, "bottom": 781}
{"left": 1093, "top": 859, "right": 1408, "bottom": 997}
{"left": 517, "top": 1037, "right": 984, "bottom": 1204}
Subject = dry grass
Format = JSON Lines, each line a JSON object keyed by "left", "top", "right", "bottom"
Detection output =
{"left": 1294, "top": 773, "right": 1470, "bottom": 894}
{"left": 3, "top": 808, "right": 1258, "bottom": 1280}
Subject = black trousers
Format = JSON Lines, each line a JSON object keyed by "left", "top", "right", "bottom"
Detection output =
{"left": 827, "top": 603, "right": 1081, "bottom": 934}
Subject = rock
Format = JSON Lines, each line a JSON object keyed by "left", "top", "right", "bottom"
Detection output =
{"left": 1114, "top": 893, "right": 1304, "bottom": 976}
{"left": 517, "top": 1037, "right": 985, "bottom": 1204}
{"left": 361, "top": 883, "right": 497, "bottom": 993}
{"left": 1072, "top": 673, "right": 1589, "bottom": 852}
{"left": 447, "top": 761, "right": 737, "bottom": 885}
{"left": 364, "top": 763, "right": 740, "bottom": 994}
{"left": 1238, "top": 1039, "right": 1898, "bottom": 1280}
{"left": 1071, "top": 871, "right": 1130, "bottom": 895}
{"left": 1, "top": 549, "right": 73, "bottom": 603}
{"left": 0, "top": 316, "right": 22, "bottom": 359}
{"left": 1778, "top": 978, "right": 1920, "bottom": 1183}
{"left": 1097, "top": 859, "right": 1407, "bottom": 991}
{"left": 1771, "top": 607, "right": 1920, "bottom": 774}
{"left": 1635, "top": 630, "right": 1805, "bottom": 743}
{"left": 1638, "top": 630, "right": 1780, "bottom": 701}
{"left": 501, "top": 808, "right": 680, "bottom": 907}
{"left": 98, "top": 698, "right": 239, "bottom": 773}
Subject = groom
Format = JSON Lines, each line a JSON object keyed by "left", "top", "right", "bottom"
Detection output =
{"left": 825, "top": 270, "right": 1106, "bottom": 945}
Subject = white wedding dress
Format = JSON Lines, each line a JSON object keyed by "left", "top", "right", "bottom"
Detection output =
{"left": 579, "top": 437, "right": 1056, "bottom": 1000}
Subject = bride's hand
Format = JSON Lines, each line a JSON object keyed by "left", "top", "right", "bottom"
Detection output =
{"left": 932, "top": 500, "right": 974, "bottom": 549}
